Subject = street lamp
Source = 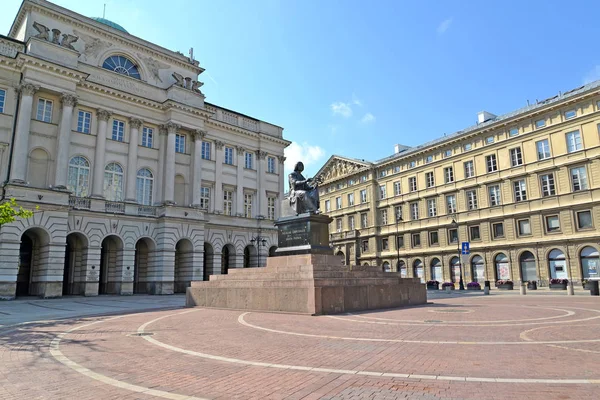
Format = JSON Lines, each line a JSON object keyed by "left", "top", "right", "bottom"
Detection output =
{"left": 450, "top": 217, "right": 465, "bottom": 290}
{"left": 250, "top": 236, "right": 267, "bottom": 267}
{"left": 395, "top": 206, "right": 403, "bottom": 273}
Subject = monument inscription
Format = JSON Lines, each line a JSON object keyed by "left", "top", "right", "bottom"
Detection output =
{"left": 279, "top": 221, "right": 309, "bottom": 248}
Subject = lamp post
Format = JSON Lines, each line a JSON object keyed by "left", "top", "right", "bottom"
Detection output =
{"left": 450, "top": 217, "right": 465, "bottom": 290}
{"left": 250, "top": 215, "right": 267, "bottom": 268}
{"left": 395, "top": 206, "right": 403, "bottom": 273}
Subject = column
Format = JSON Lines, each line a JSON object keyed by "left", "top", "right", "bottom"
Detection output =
{"left": 191, "top": 129, "right": 206, "bottom": 207}
{"left": 156, "top": 126, "right": 167, "bottom": 204}
{"left": 9, "top": 83, "right": 38, "bottom": 183}
{"left": 125, "top": 118, "right": 142, "bottom": 202}
{"left": 214, "top": 140, "right": 224, "bottom": 213}
{"left": 54, "top": 93, "right": 78, "bottom": 189}
{"left": 277, "top": 155, "right": 286, "bottom": 219}
{"left": 235, "top": 146, "right": 245, "bottom": 216}
{"left": 91, "top": 109, "right": 112, "bottom": 197}
{"left": 257, "top": 150, "right": 268, "bottom": 217}
{"left": 163, "top": 122, "right": 179, "bottom": 204}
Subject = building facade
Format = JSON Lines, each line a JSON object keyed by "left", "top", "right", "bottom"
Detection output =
{"left": 0, "top": 0, "right": 290, "bottom": 299}
{"left": 316, "top": 82, "right": 600, "bottom": 287}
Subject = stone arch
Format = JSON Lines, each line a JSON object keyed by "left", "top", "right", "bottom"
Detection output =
{"left": 244, "top": 244, "right": 257, "bottom": 268}
{"left": 397, "top": 259, "right": 407, "bottom": 277}
{"left": 548, "top": 248, "right": 567, "bottom": 280}
{"left": 269, "top": 246, "right": 278, "bottom": 257}
{"left": 430, "top": 258, "right": 442, "bottom": 281}
{"left": 470, "top": 254, "right": 485, "bottom": 283}
{"left": 174, "top": 174, "right": 186, "bottom": 206}
{"left": 382, "top": 261, "right": 391, "bottom": 272}
{"left": 174, "top": 238, "right": 194, "bottom": 293}
{"left": 221, "top": 243, "right": 235, "bottom": 274}
{"left": 518, "top": 250, "right": 538, "bottom": 282}
{"left": 203, "top": 242, "right": 214, "bottom": 281}
{"left": 17, "top": 227, "right": 51, "bottom": 297}
{"left": 98, "top": 51, "right": 148, "bottom": 81}
{"left": 413, "top": 259, "right": 424, "bottom": 282}
{"left": 579, "top": 245, "right": 600, "bottom": 280}
{"left": 134, "top": 237, "right": 156, "bottom": 294}
{"left": 28, "top": 147, "right": 50, "bottom": 188}
{"left": 63, "top": 231, "right": 89, "bottom": 296}
{"left": 494, "top": 252, "right": 510, "bottom": 281}
{"left": 449, "top": 256, "right": 461, "bottom": 283}
{"left": 363, "top": 262, "right": 370, "bottom": 267}
{"left": 99, "top": 234, "right": 124, "bottom": 295}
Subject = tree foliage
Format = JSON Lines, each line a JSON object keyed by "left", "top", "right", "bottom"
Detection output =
{"left": 0, "top": 198, "right": 35, "bottom": 226}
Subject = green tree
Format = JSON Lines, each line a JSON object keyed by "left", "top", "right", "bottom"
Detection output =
{"left": 0, "top": 198, "right": 35, "bottom": 226}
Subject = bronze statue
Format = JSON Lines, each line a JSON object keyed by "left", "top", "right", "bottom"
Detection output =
{"left": 288, "top": 161, "right": 321, "bottom": 214}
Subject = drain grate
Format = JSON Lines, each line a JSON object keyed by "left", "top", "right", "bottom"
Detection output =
{"left": 129, "top": 332, "right": 154, "bottom": 337}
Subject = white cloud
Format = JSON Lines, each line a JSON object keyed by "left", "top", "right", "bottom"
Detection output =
{"left": 361, "top": 113, "right": 375, "bottom": 123}
{"left": 330, "top": 101, "right": 353, "bottom": 118}
{"left": 352, "top": 93, "right": 362, "bottom": 107}
{"left": 437, "top": 17, "right": 453, "bottom": 35}
{"left": 284, "top": 141, "right": 326, "bottom": 176}
{"left": 583, "top": 65, "right": 600, "bottom": 84}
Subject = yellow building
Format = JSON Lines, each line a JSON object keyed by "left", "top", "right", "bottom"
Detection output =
{"left": 315, "top": 81, "right": 600, "bottom": 287}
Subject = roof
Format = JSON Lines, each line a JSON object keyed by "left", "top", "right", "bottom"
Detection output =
{"left": 91, "top": 17, "right": 128, "bottom": 33}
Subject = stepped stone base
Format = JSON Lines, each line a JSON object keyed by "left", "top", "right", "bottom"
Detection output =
{"left": 186, "top": 254, "right": 426, "bottom": 315}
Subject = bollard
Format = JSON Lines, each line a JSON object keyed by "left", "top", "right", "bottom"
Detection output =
{"left": 483, "top": 286, "right": 490, "bottom": 295}
{"left": 567, "top": 281, "right": 575, "bottom": 296}
{"left": 520, "top": 282, "right": 527, "bottom": 295}
{"left": 445, "top": 286, "right": 451, "bottom": 294}
{"left": 590, "top": 280, "right": 599, "bottom": 296}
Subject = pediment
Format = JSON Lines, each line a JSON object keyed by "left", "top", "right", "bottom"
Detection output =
{"left": 315, "top": 156, "right": 371, "bottom": 183}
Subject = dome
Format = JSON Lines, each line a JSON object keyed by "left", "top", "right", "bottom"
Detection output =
{"left": 91, "top": 17, "right": 128, "bottom": 33}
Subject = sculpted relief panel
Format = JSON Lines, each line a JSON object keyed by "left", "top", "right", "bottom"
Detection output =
{"left": 320, "top": 159, "right": 363, "bottom": 182}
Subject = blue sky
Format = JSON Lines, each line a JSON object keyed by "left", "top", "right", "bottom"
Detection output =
{"left": 3, "top": 0, "right": 600, "bottom": 177}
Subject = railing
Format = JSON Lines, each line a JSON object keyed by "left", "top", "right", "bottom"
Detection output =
{"left": 69, "top": 196, "right": 91, "bottom": 210}
{"left": 222, "top": 111, "right": 238, "bottom": 125}
{"left": 242, "top": 119, "right": 258, "bottom": 131}
{"left": 0, "top": 37, "right": 23, "bottom": 58}
{"left": 138, "top": 205, "right": 157, "bottom": 217}
{"left": 105, "top": 201, "right": 125, "bottom": 214}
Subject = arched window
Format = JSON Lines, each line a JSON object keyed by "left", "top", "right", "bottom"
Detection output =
{"left": 382, "top": 261, "right": 391, "bottom": 272}
{"left": 519, "top": 251, "right": 537, "bottom": 282}
{"left": 104, "top": 162, "right": 124, "bottom": 201}
{"left": 67, "top": 156, "right": 90, "bottom": 197}
{"left": 398, "top": 260, "right": 407, "bottom": 277}
{"left": 102, "top": 55, "right": 141, "bottom": 79}
{"left": 413, "top": 259, "right": 424, "bottom": 283}
{"left": 136, "top": 168, "right": 153, "bottom": 205}
{"left": 471, "top": 255, "right": 485, "bottom": 283}
{"left": 450, "top": 256, "right": 461, "bottom": 283}
{"left": 430, "top": 258, "right": 442, "bottom": 281}
{"left": 495, "top": 253, "right": 510, "bottom": 280}
{"left": 580, "top": 247, "right": 599, "bottom": 279}
{"left": 548, "top": 249, "right": 567, "bottom": 279}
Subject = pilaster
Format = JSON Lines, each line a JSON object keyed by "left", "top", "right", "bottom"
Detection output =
{"left": 91, "top": 109, "right": 112, "bottom": 198}
{"left": 125, "top": 118, "right": 143, "bottom": 202}
{"left": 54, "top": 93, "right": 78, "bottom": 189}
{"left": 214, "top": 140, "right": 224, "bottom": 213}
{"left": 10, "top": 83, "right": 38, "bottom": 183}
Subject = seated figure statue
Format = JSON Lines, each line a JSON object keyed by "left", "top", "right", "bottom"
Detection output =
{"left": 288, "top": 161, "right": 320, "bottom": 214}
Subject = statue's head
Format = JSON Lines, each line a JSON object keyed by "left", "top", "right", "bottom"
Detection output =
{"left": 294, "top": 162, "right": 304, "bottom": 172}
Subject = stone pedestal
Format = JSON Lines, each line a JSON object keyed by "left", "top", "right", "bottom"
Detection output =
{"left": 274, "top": 213, "right": 333, "bottom": 256}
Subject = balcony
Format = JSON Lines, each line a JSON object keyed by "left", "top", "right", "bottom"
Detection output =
{"left": 105, "top": 201, "right": 125, "bottom": 214}
{"left": 69, "top": 196, "right": 91, "bottom": 210}
{"left": 138, "top": 205, "right": 157, "bottom": 217}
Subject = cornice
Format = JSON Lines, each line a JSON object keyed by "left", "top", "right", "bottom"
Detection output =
{"left": 205, "top": 119, "right": 290, "bottom": 147}
{"left": 16, "top": 54, "right": 88, "bottom": 81}
{"left": 79, "top": 81, "right": 163, "bottom": 109}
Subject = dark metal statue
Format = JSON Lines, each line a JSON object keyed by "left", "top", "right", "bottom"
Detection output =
{"left": 288, "top": 161, "right": 321, "bottom": 214}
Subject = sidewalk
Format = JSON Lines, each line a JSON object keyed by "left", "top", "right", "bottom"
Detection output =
{"left": 427, "top": 287, "right": 594, "bottom": 299}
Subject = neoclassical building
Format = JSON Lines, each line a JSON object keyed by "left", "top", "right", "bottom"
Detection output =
{"left": 316, "top": 81, "right": 600, "bottom": 287}
{"left": 0, "top": 0, "right": 289, "bottom": 299}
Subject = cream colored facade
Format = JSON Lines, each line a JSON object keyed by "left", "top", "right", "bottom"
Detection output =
{"left": 0, "top": 0, "right": 290, "bottom": 299}
{"left": 317, "top": 82, "right": 600, "bottom": 287}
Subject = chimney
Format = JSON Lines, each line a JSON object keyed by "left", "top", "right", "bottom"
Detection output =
{"left": 394, "top": 144, "right": 411, "bottom": 154}
{"left": 477, "top": 111, "right": 497, "bottom": 124}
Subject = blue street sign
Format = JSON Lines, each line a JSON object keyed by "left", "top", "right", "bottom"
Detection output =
{"left": 461, "top": 242, "right": 470, "bottom": 255}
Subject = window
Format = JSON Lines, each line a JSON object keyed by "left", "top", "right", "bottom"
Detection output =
{"left": 492, "top": 222, "right": 504, "bottom": 238}
{"left": 361, "top": 240, "right": 369, "bottom": 253}
{"left": 393, "top": 181, "right": 401, "bottom": 196}
{"left": 325, "top": 200, "right": 331, "bottom": 212}
{"left": 470, "top": 226, "right": 481, "bottom": 241}
{"left": 336, "top": 218, "right": 342, "bottom": 233}
{"left": 348, "top": 215, "right": 355, "bottom": 230}
{"left": 409, "top": 177, "right": 417, "bottom": 192}
{"left": 245, "top": 152, "right": 254, "bottom": 169}
{"left": 536, "top": 139, "right": 551, "bottom": 160}
{"left": 517, "top": 219, "right": 531, "bottom": 236}
{"left": 36, "top": 98, "right": 53, "bottom": 122}
{"left": 394, "top": 205, "right": 402, "bottom": 222}
{"left": 244, "top": 193, "right": 253, "bottom": 218}
{"left": 446, "top": 194, "right": 457, "bottom": 214}
{"left": 77, "top": 110, "right": 91, "bottom": 133}
{"left": 540, "top": 174, "right": 556, "bottom": 197}
{"left": 199, "top": 187, "right": 210, "bottom": 210}
{"left": 409, "top": 160, "right": 416, "bottom": 168}
{"left": 535, "top": 119, "right": 546, "bottom": 128}
{"left": 347, "top": 193, "right": 354, "bottom": 206}
{"left": 67, "top": 156, "right": 90, "bottom": 197}
{"left": 379, "top": 169, "right": 387, "bottom": 178}
{"left": 444, "top": 149, "right": 452, "bottom": 158}
{"left": 267, "top": 196, "right": 276, "bottom": 220}
{"left": 577, "top": 210, "right": 593, "bottom": 229}
{"left": 513, "top": 179, "right": 527, "bottom": 202}
{"left": 381, "top": 238, "right": 389, "bottom": 251}
{"left": 509, "top": 147, "right": 523, "bottom": 167}
{"left": 102, "top": 55, "right": 141, "bottom": 79}
{"left": 336, "top": 196, "right": 342, "bottom": 209}
{"left": 485, "top": 136, "right": 494, "bottom": 144}
{"left": 488, "top": 185, "right": 501, "bottom": 206}
{"left": 486, "top": 154, "right": 497, "bottom": 173}
{"left": 466, "top": 190, "right": 478, "bottom": 210}
{"left": 136, "top": 168, "right": 154, "bottom": 206}
{"left": 571, "top": 167, "right": 588, "bottom": 191}
{"left": 425, "top": 172, "right": 434, "bottom": 188}
{"left": 464, "top": 161, "right": 474, "bottom": 178}
{"left": 103, "top": 162, "right": 124, "bottom": 201}
{"left": 396, "top": 235, "right": 404, "bottom": 249}
{"left": 267, "top": 156, "right": 276, "bottom": 173}
{"left": 448, "top": 228, "right": 458, "bottom": 243}
{"left": 175, "top": 134, "right": 185, "bottom": 153}
{"left": 393, "top": 166, "right": 400, "bottom": 173}
{"left": 0, "top": 88, "right": 5, "bottom": 113}
{"left": 429, "top": 231, "right": 439, "bottom": 245}
{"left": 425, "top": 155, "right": 433, "bottom": 164}
{"left": 566, "top": 130, "right": 582, "bottom": 153}
{"left": 444, "top": 167, "right": 454, "bottom": 183}
{"left": 379, "top": 185, "right": 386, "bottom": 199}
{"left": 463, "top": 143, "right": 472, "bottom": 151}
{"left": 361, "top": 175, "right": 367, "bottom": 182}
{"left": 509, "top": 128, "right": 519, "bottom": 137}
{"left": 380, "top": 209, "right": 388, "bottom": 225}
{"left": 427, "top": 198, "right": 437, "bottom": 217}
{"left": 201, "top": 141, "right": 211, "bottom": 160}
{"left": 361, "top": 213, "right": 368, "bottom": 228}
{"left": 412, "top": 233, "right": 421, "bottom": 247}
{"left": 223, "top": 190, "right": 233, "bottom": 216}
{"left": 410, "top": 202, "right": 419, "bottom": 220}
{"left": 545, "top": 215, "right": 560, "bottom": 233}
{"left": 224, "top": 147, "right": 234, "bottom": 165}
{"left": 112, "top": 119, "right": 124, "bottom": 141}
{"left": 142, "top": 127, "right": 153, "bottom": 148}
{"left": 564, "top": 110, "right": 576, "bottom": 120}
{"left": 360, "top": 189, "right": 367, "bottom": 203}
